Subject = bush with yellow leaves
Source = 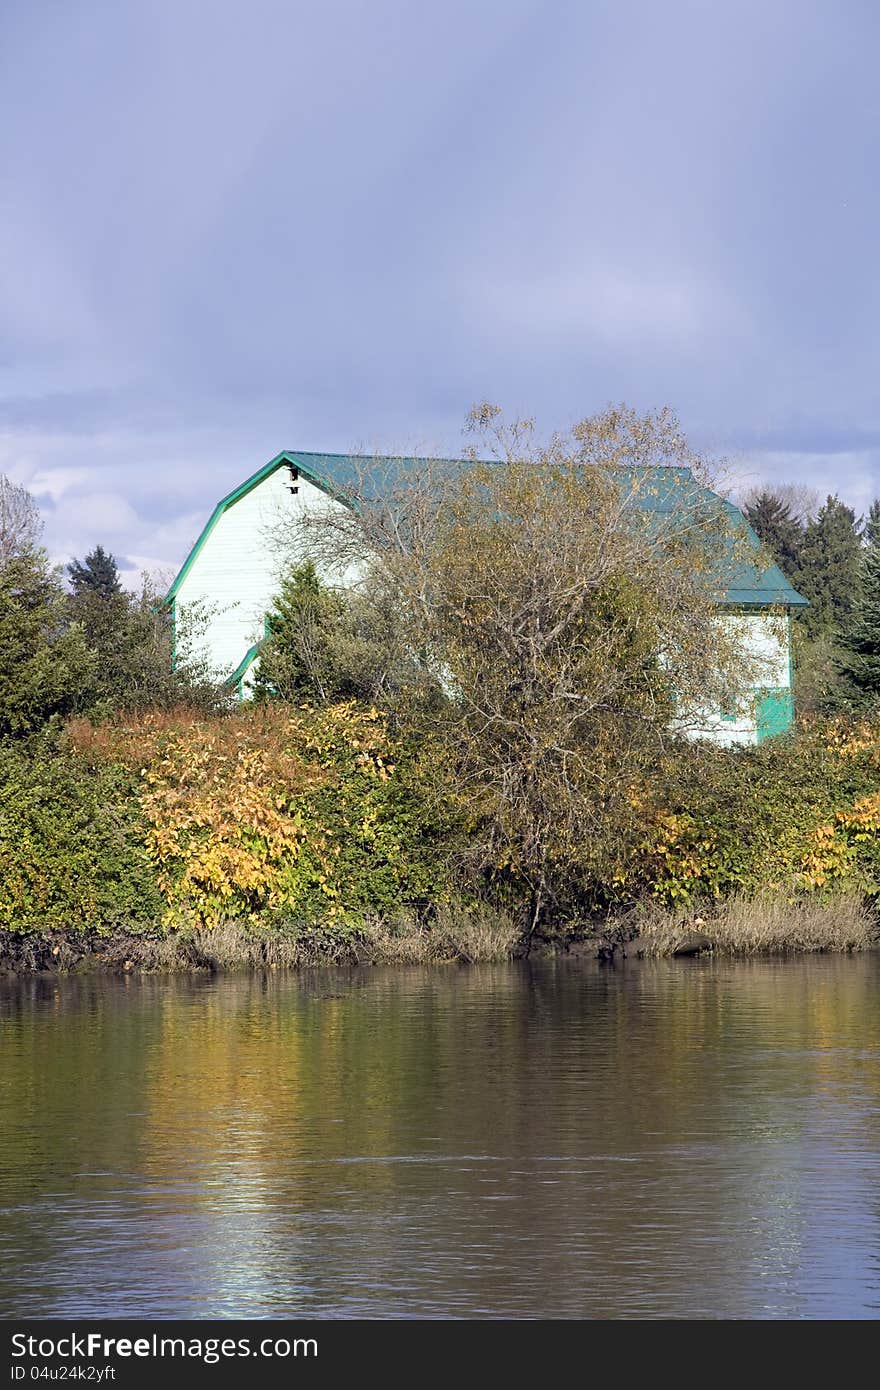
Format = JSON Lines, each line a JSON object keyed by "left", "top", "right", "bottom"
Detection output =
{"left": 70, "top": 702, "right": 458, "bottom": 932}
{"left": 618, "top": 715, "right": 880, "bottom": 906}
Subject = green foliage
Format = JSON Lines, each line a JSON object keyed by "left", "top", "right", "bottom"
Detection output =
{"left": 63, "top": 567, "right": 223, "bottom": 719}
{"left": 0, "top": 548, "right": 222, "bottom": 740}
{"left": 794, "top": 494, "right": 862, "bottom": 637}
{"left": 0, "top": 733, "right": 161, "bottom": 935}
{"left": 76, "top": 703, "right": 460, "bottom": 932}
{"left": 68, "top": 545, "right": 122, "bottom": 598}
{"left": 292, "top": 705, "right": 457, "bottom": 923}
{"left": 0, "top": 549, "right": 92, "bottom": 737}
{"left": 838, "top": 500, "right": 880, "bottom": 703}
{"left": 744, "top": 487, "right": 868, "bottom": 714}
{"left": 254, "top": 562, "right": 349, "bottom": 702}
{"left": 9, "top": 701, "right": 880, "bottom": 949}
{"left": 618, "top": 719, "right": 880, "bottom": 905}
{"left": 743, "top": 490, "right": 803, "bottom": 583}
{"left": 254, "top": 562, "right": 418, "bottom": 705}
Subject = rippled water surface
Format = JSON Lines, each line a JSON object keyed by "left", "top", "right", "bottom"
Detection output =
{"left": 2, "top": 955, "right": 880, "bottom": 1319}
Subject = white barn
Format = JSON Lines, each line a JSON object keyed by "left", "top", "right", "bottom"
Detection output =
{"left": 165, "top": 450, "right": 808, "bottom": 745}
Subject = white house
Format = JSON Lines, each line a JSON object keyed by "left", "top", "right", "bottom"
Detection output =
{"left": 165, "top": 450, "right": 808, "bottom": 745}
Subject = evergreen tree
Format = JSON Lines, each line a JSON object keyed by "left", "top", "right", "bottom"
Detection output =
{"left": 742, "top": 489, "right": 804, "bottom": 582}
{"left": 793, "top": 494, "right": 862, "bottom": 637}
{"left": 68, "top": 544, "right": 122, "bottom": 598}
{"left": 254, "top": 562, "right": 411, "bottom": 704}
{"left": 839, "top": 499, "right": 880, "bottom": 701}
{"left": 72, "top": 576, "right": 221, "bottom": 717}
{"left": 254, "top": 562, "right": 346, "bottom": 702}
{"left": 0, "top": 550, "right": 92, "bottom": 736}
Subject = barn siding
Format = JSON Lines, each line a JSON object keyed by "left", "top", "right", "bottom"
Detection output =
{"left": 173, "top": 467, "right": 351, "bottom": 682}
{"left": 696, "top": 613, "right": 793, "bottom": 746}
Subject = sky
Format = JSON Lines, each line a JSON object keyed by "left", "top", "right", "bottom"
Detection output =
{"left": 2, "top": 0, "right": 879, "bottom": 584}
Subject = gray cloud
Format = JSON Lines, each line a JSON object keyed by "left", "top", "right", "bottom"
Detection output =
{"left": 2, "top": 0, "right": 878, "bottom": 576}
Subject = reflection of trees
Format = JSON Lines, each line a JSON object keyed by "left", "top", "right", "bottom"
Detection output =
{"left": 2, "top": 957, "right": 880, "bottom": 1316}
{"left": 0, "top": 974, "right": 168, "bottom": 1314}
{"left": 0, "top": 974, "right": 159, "bottom": 1194}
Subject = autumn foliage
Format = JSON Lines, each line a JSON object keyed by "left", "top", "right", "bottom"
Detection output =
{"left": 67, "top": 703, "right": 457, "bottom": 933}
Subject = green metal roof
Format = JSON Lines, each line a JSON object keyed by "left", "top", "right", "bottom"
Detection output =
{"left": 166, "top": 451, "right": 808, "bottom": 611}
{"left": 609, "top": 467, "right": 808, "bottom": 608}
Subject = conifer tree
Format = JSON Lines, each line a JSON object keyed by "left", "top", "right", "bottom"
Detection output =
{"left": 68, "top": 544, "right": 122, "bottom": 598}
{"left": 254, "top": 562, "right": 346, "bottom": 702}
{"left": 839, "top": 499, "right": 880, "bottom": 701}
{"left": 743, "top": 490, "right": 803, "bottom": 583}
{"left": 0, "top": 551, "right": 91, "bottom": 736}
{"left": 793, "top": 495, "right": 862, "bottom": 637}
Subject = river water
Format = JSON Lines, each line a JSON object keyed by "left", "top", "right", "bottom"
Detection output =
{"left": 1, "top": 955, "right": 879, "bottom": 1319}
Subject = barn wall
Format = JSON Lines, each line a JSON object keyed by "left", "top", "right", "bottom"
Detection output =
{"left": 690, "top": 612, "right": 793, "bottom": 747}
{"left": 173, "top": 467, "right": 354, "bottom": 682}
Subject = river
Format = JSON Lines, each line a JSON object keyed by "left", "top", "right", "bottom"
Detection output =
{"left": 1, "top": 954, "right": 879, "bottom": 1319}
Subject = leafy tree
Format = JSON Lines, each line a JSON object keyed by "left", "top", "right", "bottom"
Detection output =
{"left": 838, "top": 499, "right": 880, "bottom": 703}
{"left": 794, "top": 494, "right": 862, "bottom": 637}
{"left": 68, "top": 544, "right": 122, "bottom": 598}
{"left": 0, "top": 475, "right": 41, "bottom": 565}
{"left": 73, "top": 576, "right": 222, "bottom": 717}
{"left": 0, "top": 550, "right": 92, "bottom": 737}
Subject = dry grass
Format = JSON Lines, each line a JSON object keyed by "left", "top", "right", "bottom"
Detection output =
{"left": 634, "top": 892, "right": 879, "bottom": 956}
{"left": 9, "top": 895, "right": 874, "bottom": 976}
{"left": 360, "top": 903, "right": 521, "bottom": 964}
{"left": 1, "top": 903, "right": 522, "bottom": 976}
{"left": 119, "top": 922, "right": 359, "bottom": 972}
{"left": 126, "top": 904, "right": 521, "bottom": 972}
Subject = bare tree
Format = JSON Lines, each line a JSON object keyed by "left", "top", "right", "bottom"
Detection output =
{"left": 0, "top": 475, "right": 42, "bottom": 565}
{"left": 271, "top": 405, "right": 769, "bottom": 935}
{"left": 740, "top": 480, "right": 820, "bottom": 526}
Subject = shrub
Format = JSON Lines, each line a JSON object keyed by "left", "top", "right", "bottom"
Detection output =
{"left": 73, "top": 703, "right": 461, "bottom": 932}
{"left": 0, "top": 733, "right": 161, "bottom": 935}
{"left": 620, "top": 716, "right": 880, "bottom": 905}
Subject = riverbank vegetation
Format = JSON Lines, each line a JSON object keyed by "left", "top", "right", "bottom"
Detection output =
{"left": 630, "top": 893, "right": 876, "bottom": 957}
{"left": 4, "top": 408, "right": 880, "bottom": 971}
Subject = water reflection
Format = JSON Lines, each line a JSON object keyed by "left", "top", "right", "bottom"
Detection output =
{"left": 1, "top": 956, "right": 879, "bottom": 1317}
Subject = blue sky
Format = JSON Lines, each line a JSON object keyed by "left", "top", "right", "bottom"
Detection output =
{"left": 2, "top": 0, "right": 879, "bottom": 581}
